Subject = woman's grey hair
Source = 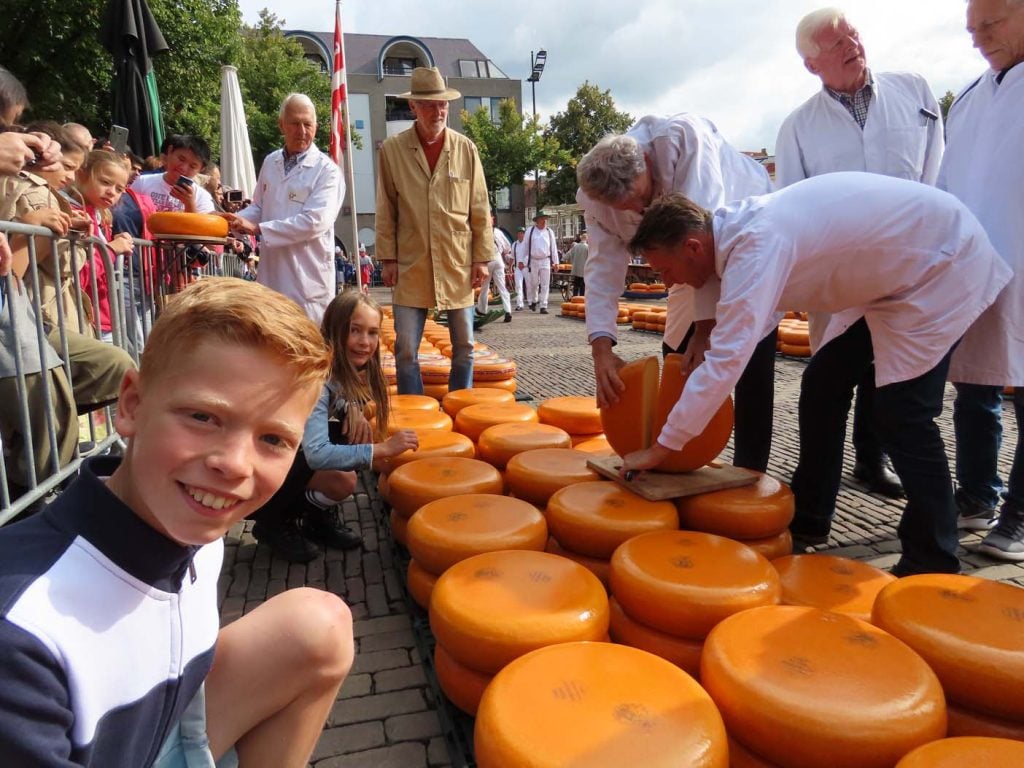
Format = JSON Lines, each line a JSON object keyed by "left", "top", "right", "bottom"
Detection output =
{"left": 279, "top": 93, "right": 317, "bottom": 120}
{"left": 576, "top": 134, "right": 647, "bottom": 204}
{"left": 796, "top": 7, "right": 846, "bottom": 60}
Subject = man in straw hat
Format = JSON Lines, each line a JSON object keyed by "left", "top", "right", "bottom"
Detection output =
{"left": 375, "top": 67, "right": 491, "bottom": 395}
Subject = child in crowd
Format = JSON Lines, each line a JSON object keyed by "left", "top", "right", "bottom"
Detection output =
{"left": 0, "top": 278, "right": 354, "bottom": 766}
{"left": 71, "top": 150, "right": 134, "bottom": 343}
{"left": 252, "top": 291, "right": 419, "bottom": 563}
{"left": 111, "top": 152, "right": 157, "bottom": 355}
{"left": 131, "top": 134, "right": 216, "bottom": 213}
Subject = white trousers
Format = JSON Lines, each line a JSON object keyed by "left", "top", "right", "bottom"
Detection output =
{"left": 477, "top": 258, "right": 512, "bottom": 315}
{"left": 514, "top": 267, "right": 529, "bottom": 308}
{"left": 527, "top": 262, "right": 552, "bottom": 309}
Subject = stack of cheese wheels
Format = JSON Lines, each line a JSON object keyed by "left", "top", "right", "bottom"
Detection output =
{"left": 147, "top": 211, "right": 229, "bottom": 238}
{"left": 601, "top": 354, "right": 732, "bottom": 472}
{"left": 404, "top": 494, "right": 547, "bottom": 610}
{"left": 872, "top": 574, "right": 1024, "bottom": 736}
{"left": 609, "top": 531, "right": 781, "bottom": 677}
{"left": 545, "top": 481, "right": 678, "bottom": 590}
{"left": 674, "top": 472, "right": 795, "bottom": 560}
{"left": 537, "top": 395, "right": 605, "bottom": 446}
{"left": 702, "top": 605, "right": 946, "bottom": 767}
{"left": 505, "top": 448, "right": 600, "bottom": 508}
{"left": 474, "top": 642, "right": 728, "bottom": 768}
{"left": 386, "top": 457, "right": 503, "bottom": 545}
{"left": 379, "top": 408, "right": 453, "bottom": 437}
{"left": 895, "top": 737, "right": 1024, "bottom": 767}
{"left": 477, "top": 422, "right": 572, "bottom": 470}
{"left": 472, "top": 357, "right": 517, "bottom": 392}
{"left": 772, "top": 554, "right": 896, "bottom": 622}
{"left": 365, "top": 393, "right": 438, "bottom": 420}
{"left": 441, "top": 387, "right": 515, "bottom": 418}
{"left": 454, "top": 401, "right": 538, "bottom": 442}
{"left": 777, "top": 316, "right": 811, "bottom": 358}
{"left": 429, "top": 550, "right": 608, "bottom": 715}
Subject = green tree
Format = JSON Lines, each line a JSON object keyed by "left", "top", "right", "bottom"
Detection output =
{"left": 460, "top": 99, "right": 566, "bottom": 207}
{"left": 939, "top": 90, "right": 955, "bottom": 120}
{"left": 542, "top": 82, "right": 633, "bottom": 205}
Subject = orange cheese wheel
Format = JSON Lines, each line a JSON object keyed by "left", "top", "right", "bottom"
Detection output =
{"left": 702, "top": 605, "right": 946, "bottom": 768}
{"left": 537, "top": 396, "right": 603, "bottom": 435}
{"left": 738, "top": 528, "right": 793, "bottom": 560}
{"left": 728, "top": 737, "right": 782, "bottom": 768}
{"left": 387, "top": 457, "right": 504, "bottom": 518}
{"left": 406, "top": 558, "right": 437, "bottom": 610}
{"left": 572, "top": 435, "right": 616, "bottom": 457}
{"left": 946, "top": 702, "right": 1024, "bottom": 741}
{"left": 477, "top": 422, "right": 572, "bottom": 469}
{"left": 600, "top": 356, "right": 658, "bottom": 457}
{"left": 147, "top": 211, "right": 228, "bottom": 238}
{"left": 651, "top": 354, "right": 733, "bottom": 471}
{"left": 441, "top": 387, "right": 516, "bottom": 417}
{"left": 385, "top": 431, "right": 476, "bottom": 472}
{"left": 389, "top": 394, "right": 440, "bottom": 413}
{"left": 570, "top": 296, "right": 586, "bottom": 304}
{"left": 896, "top": 737, "right": 1024, "bottom": 767}
{"left": 871, "top": 573, "right": 1024, "bottom": 721}
{"left": 674, "top": 471, "right": 794, "bottom": 539}
{"left": 778, "top": 325, "right": 810, "bottom": 346}
{"left": 454, "top": 402, "right": 539, "bottom": 442}
{"left": 419, "top": 358, "right": 452, "bottom": 385}
{"left": 376, "top": 470, "right": 391, "bottom": 504}
{"left": 610, "top": 530, "right": 780, "bottom": 638}
{"left": 473, "top": 377, "right": 517, "bottom": 393}
{"left": 472, "top": 358, "right": 517, "bottom": 382}
{"left": 546, "top": 481, "right": 679, "bottom": 559}
{"left": 779, "top": 343, "right": 812, "bottom": 357}
{"left": 389, "top": 509, "right": 408, "bottom": 547}
{"left": 428, "top": 550, "right": 609, "bottom": 674}
{"left": 434, "top": 642, "right": 493, "bottom": 716}
{"left": 422, "top": 383, "right": 449, "bottom": 400}
{"left": 505, "top": 448, "right": 601, "bottom": 509}
{"left": 406, "top": 494, "right": 547, "bottom": 576}
{"left": 474, "top": 641, "right": 728, "bottom": 768}
{"left": 608, "top": 597, "right": 703, "bottom": 678}
{"left": 569, "top": 431, "right": 605, "bottom": 446}
{"left": 772, "top": 554, "right": 896, "bottom": 623}
{"left": 545, "top": 536, "right": 611, "bottom": 590}
{"left": 383, "top": 409, "right": 453, "bottom": 437}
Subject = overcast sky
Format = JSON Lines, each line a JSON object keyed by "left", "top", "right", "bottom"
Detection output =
{"left": 238, "top": 0, "right": 987, "bottom": 153}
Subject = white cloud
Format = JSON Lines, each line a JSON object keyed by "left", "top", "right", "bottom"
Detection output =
{"left": 239, "top": 0, "right": 987, "bottom": 152}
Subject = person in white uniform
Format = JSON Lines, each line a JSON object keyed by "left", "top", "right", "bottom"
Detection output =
{"left": 576, "top": 115, "right": 776, "bottom": 471}
{"left": 477, "top": 214, "right": 513, "bottom": 322}
{"left": 230, "top": 93, "right": 344, "bottom": 323}
{"left": 621, "top": 173, "right": 1011, "bottom": 576}
{"left": 938, "top": 0, "right": 1024, "bottom": 560}
{"left": 776, "top": 7, "right": 945, "bottom": 506}
{"left": 523, "top": 210, "right": 559, "bottom": 313}
{"left": 511, "top": 227, "right": 528, "bottom": 310}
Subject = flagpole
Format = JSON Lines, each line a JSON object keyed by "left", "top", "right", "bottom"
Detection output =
{"left": 331, "top": 0, "right": 362, "bottom": 292}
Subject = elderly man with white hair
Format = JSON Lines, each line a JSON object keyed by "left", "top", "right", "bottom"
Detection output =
{"left": 776, "top": 7, "right": 945, "bottom": 534}
{"left": 229, "top": 93, "right": 344, "bottom": 322}
{"left": 938, "top": 0, "right": 1024, "bottom": 561}
{"left": 576, "top": 115, "right": 776, "bottom": 472}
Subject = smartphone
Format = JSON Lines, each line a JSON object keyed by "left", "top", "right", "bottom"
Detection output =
{"left": 108, "top": 124, "right": 129, "bottom": 154}
{"left": 175, "top": 175, "right": 194, "bottom": 189}
{"left": 225, "top": 189, "right": 243, "bottom": 204}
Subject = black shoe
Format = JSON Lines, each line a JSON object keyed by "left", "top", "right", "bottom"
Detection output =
{"left": 504, "top": 313, "right": 512, "bottom": 323}
{"left": 530, "top": 303, "right": 537, "bottom": 312}
{"left": 539, "top": 307, "right": 549, "bottom": 314}
{"left": 515, "top": 306, "right": 523, "bottom": 311}
{"left": 253, "top": 519, "right": 321, "bottom": 563}
{"left": 791, "top": 531, "right": 829, "bottom": 553}
{"left": 853, "top": 457, "right": 904, "bottom": 498}
{"left": 302, "top": 502, "right": 363, "bottom": 550}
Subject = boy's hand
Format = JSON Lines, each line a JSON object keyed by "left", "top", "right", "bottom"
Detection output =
{"left": 20, "top": 208, "right": 71, "bottom": 236}
{"left": 382, "top": 429, "right": 419, "bottom": 458}
{"left": 169, "top": 180, "right": 198, "bottom": 212}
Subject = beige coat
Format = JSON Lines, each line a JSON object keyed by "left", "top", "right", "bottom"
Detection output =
{"left": 375, "top": 126, "right": 491, "bottom": 309}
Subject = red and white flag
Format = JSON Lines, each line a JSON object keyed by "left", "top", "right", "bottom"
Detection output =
{"left": 328, "top": 1, "right": 347, "bottom": 164}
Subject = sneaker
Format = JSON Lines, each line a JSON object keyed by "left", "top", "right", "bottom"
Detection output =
{"left": 539, "top": 307, "right": 549, "bottom": 314}
{"left": 977, "top": 504, "right": 1024, "bottom": 561}
{"left": 252, "top": 519, "right": 320, "bottom": 563}
{"left": 302, "top": 502, "right": 363, "bottom": 551}
{"left": 955, "top": 490, "right": 999, "bottom": 531}
{"left": 504, "top": 313, "right": 512, "bottom": 323}
{"left": 852, "top": 456, "right": 904, "bottom": 499}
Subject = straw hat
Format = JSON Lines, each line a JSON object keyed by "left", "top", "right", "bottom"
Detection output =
{"left": 398, "top": 67, "right": 462, "bottom": 101}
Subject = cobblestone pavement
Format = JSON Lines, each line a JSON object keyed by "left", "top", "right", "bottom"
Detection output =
{"left": 218, "top": 290, "right": 1023, "bottom": 766}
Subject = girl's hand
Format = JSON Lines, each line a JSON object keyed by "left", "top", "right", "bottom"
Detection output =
{"left": 381, "top": 429, "right": 418, "bottom": 458}
{"left": 19, "top": 208, "right": 71, "bottom": 236}
{"left": 68, "top": 210, "right": 92, "bottom": 232}
{"left": 344, "top": 405, "right": 373, "bottom": 445}
{"left": 109, "top": 232, "right": 134, "bottom": 255}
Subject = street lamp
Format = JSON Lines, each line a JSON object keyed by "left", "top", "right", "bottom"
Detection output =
{"left": 528, "top": 49, "right": 547, "bottom": 211}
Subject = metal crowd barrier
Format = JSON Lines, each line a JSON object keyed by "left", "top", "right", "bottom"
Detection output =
{"left": 0, "top": 221, "right": 239, "bottom": 523}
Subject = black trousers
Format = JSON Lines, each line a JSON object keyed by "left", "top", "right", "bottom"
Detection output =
{"left": 663, "top": 325, "right": 777, "bottom": 472}
{"left": 790, "top": 319, "right": 960, "bottom": 574}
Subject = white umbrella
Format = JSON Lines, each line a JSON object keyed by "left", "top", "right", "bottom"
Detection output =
{"left": 219, "top": 65, "right": 257, "bottom": 198}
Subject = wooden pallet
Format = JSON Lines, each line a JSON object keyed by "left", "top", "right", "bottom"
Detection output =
{"left": 586, "top": 455, "right": 758, "bottom": 501}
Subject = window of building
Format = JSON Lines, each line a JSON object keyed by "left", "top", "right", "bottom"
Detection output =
{"left": 304, "top": 54, "right": 329, "bottom": 74}
{"left": 383, "top": 57, "right": 418, "bottom": 76}
{"left": 494, "top": 187, "right": 511, "bottom": 211}
{"left": 385, "top": 96, "right": 415, "bottom": 122}
{"left": 463, "top": 96, "right": 503, "bottom": 124}
{"left": 458, "top": 59, "right": 487, "bottom": 78}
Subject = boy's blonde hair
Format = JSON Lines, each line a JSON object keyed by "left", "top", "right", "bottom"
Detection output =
{"left": 141, "top": 279, "right": 331, "bottom": 392}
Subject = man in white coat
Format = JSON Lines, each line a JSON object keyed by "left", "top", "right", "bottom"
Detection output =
{"left": 477, "top": 214, "right": 512, "bottom": 322}
{"left": 622, "top": 174, "right": 1011, "bottom": 576}
{"left": 776, "top": 8, "right": 945, "bottom": 509}
{"left": 523, "top": 211, "right": 559, "bottom": 313}
{"left": 938, "top": 0, "right": 1024, "bottom": 560}
{"left": 511, "top": 227, "right": 528, "bottom": 311}
{"left": 576, "top": 115, "right": 776, "bottom": 471}
{"left": 230, "top": 93, "right": 343, "bottom": 323}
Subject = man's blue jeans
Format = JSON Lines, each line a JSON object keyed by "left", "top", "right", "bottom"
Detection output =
{"left": 953, "top": 383, "right": 1024, "bottom": 511}
{"left": 392, "top": 304, "right": 475, "bottom": 394}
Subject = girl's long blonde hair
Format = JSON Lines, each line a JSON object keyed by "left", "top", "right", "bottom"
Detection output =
{"left": 321, "top": 290, "right": 390, "bottom": 440}
{"left": 70, "top": 150, "right": 127, "bottom": 228}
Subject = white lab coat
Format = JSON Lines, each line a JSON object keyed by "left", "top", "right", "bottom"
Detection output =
{"left": 657, "top": 173, "right": 1010, "bottom": 452}
{"left": 579, "top": 114, "right": 773, "bottom": 349}
{"left": 939, "top": 65, "right": 1024, "bottom": 386}
{"left": 240, "top": 146, "right": 344, "bottom": 322}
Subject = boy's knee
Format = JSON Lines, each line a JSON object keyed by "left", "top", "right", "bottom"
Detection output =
{"left": 325, "top": 471, "right": 357, "bottom": 500}
{"left": 288, "top": 588, "right": 354, "bottom": 679}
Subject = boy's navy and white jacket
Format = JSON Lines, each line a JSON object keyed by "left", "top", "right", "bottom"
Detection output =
{"left": 0, "top": 457, "right": 222, "bottom": 766}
